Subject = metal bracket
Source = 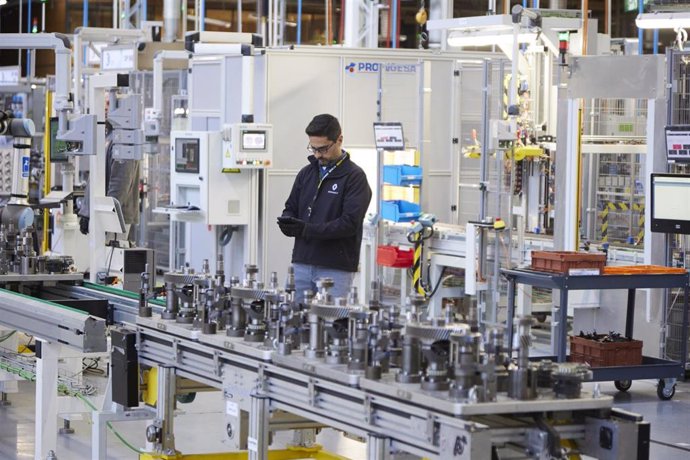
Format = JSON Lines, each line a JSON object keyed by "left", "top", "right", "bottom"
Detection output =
{"left": 257, "top": 365, "right": 267, "bottom": 392}
{"left": 213, "top": 351, "right": 222, "bottom": 377}
{"left": 364, "top": 395, "right": 374, "bottom": 425}
{"left": 171, "top": 339, "right": 181, "bottom": 364}
{"left": 426, "top": 412, "right": 437, "bottom": 444}
{"left": 308, "top": 378, "right": 316, "bottom": 406}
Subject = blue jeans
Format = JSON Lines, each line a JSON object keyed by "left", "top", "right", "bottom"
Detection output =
{"left": 292, "top": 263, "right": 354, "bottom": 303}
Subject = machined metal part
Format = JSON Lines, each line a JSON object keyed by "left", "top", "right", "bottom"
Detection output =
{"left": 450, "top": 332, "right": 482, "bottom": 400}
{"left": 314, "top": 277, "right": 334, "bottom": 305}
{"left": 284, "top": 265, "right": 295, "bottom": 292}
{"left": 227, "top": 296, "right": 246, "bottom": 337}
{"left": 162, "top": 281, "right": 178, "bottom": 320}
{"left": 304, "top": 311, "right": 324, "bottom": 359}
{"left": 139, "top": 267, "right": 152, "bottom": 317}
{"left": 274, "top": 295, "right": 299, "bottom": 355}
{"left": 508, "top": 316, "right": 537, "bottom": 400}
{"left": 405, "top": 321, "right": 470, "bottom": 391}
{"left": 364, "top": 322, "right": 388, "bottom": 380}
{"left": 396, "top": 334, "right": 422, "bottom": 383}
{"left": 347, "top": 309, "right": 369, "bottom": 371}
{"left": 242, "top": 300, "right": 267, "bottom": 343}
{"left": 404, "top": 321, "right": 470, "bottom": 342}
{"left": 551, "top": 363, "right": 592, "bottom": 399}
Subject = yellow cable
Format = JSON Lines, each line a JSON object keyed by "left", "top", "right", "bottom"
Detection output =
{"left": 42, "top": 91, "right": 52, "bottom": 254}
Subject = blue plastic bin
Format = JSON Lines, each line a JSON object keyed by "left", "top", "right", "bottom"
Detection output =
{"left": 383, "top": 165, "right": 423, "bottom": 186}
{"left": 382, "top": 200, "right": 421, "bottom": 222}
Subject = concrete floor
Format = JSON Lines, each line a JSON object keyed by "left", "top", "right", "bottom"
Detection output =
{"left": 0, "top": 375, "right": 689, "bottom": 459}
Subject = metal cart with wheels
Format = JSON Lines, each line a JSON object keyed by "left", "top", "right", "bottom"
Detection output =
{"left": 503, "top": 268, "right": 690, "bottom": 400}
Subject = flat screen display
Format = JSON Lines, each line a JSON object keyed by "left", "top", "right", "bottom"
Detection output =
{"left": 174, "top": 138, "right": 200, "bottom": 173}
{"left": 241, "top": 131, "right": 267, "bottom": 151}
{"left": 651, "top": 173, "right": 690, "bottom": 234}
{"left": 373, "top": 122, "right": 405, "bottom": 150}
{"left": 50, "top": 117, "right": 70, "bottom": 163}
{"left": 665, "top": 126, "right": 690, "bottom": 163}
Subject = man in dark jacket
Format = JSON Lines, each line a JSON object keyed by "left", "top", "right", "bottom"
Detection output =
{"left": 279, "top": 114, "right": 372, "bottom": 302}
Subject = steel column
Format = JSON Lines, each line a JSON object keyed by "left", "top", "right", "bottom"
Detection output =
{"left": 248, "top": 393, "right": 270, "bottom": 460}
{"left": 367, "top": 433, "right": 390, "bottom": 459}
{"left": 34, "top": 340, "right": 59, "bottom": 460}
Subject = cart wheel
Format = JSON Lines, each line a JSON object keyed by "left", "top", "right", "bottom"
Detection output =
{"left": 657, "top": 380, "right": 676, "bottom": 401}
{"left": 535, "top": 313, "right": 547, "bottom": 323}
{"left": 614, "top": 380, "right": 632, "bottom": 392}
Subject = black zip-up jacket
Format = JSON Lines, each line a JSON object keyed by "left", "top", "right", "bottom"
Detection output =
{"left": 282, "top": 152, "right": 372, "bottom": 272}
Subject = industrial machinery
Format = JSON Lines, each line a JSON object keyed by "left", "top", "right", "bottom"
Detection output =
{"left": 0, "top": 110, "right": 37, "bottom": 231}
{"left": 90, "top": 262, "right": 649, "bottom": 460}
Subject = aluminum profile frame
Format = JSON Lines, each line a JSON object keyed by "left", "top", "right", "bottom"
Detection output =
{"left": 0, "top": 288, "right": 106, "bottom": 352}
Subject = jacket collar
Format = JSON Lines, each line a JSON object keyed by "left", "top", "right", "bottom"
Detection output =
{"left": 307, "top": 150, "right": 350, "bottom": 175}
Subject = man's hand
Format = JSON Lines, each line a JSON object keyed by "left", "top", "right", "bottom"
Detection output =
{"left": 79, "top": 216, "right": 89, "bottom": 235}
{"left": 277, "top": 216, "right": 306, "bottom": 237}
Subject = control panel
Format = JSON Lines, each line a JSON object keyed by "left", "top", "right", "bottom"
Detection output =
{"left": 221, "top": 123, "right": 273, "bottom": 170}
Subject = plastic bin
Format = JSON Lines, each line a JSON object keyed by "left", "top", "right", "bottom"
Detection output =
{"left": 383, "top": 165, "right": 423, "bottom": 186}
{"left": 381, "top": 200, "right": 421, "bottom": 222}
{"left": 377, "top": 245, "right": 414, "bottom": 268}
{"left": 531, "top": 251, "right": 606, "bottom": 274}
{"left": 569, "top": 335, "right": 643, "bottom": 367}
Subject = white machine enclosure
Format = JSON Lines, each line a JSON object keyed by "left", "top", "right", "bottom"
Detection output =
{"left": 169, "top": 130, "right": 251, "bottom": 226}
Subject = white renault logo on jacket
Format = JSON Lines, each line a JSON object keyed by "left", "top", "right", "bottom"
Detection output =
{"left": 328, "top": 183, "right": 339, "bottom": 195}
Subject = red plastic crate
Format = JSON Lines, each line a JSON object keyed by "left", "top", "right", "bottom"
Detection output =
{"left": 531, "top": 251, "right": 606, "bottom": 274}
{"left": 377, "top": 246, "right": 414, "bottom": 268}
{"left": 569, "top": 335, "right": 642, "bottom": 367}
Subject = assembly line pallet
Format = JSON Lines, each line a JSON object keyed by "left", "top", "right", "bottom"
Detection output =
{"left": 503, "top": 268, "right": 690, "bottom": 400}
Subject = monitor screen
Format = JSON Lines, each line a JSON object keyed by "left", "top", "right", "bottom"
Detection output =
{"left": 665, "top": 126, "right": 690, "bottom": 163}
{"left": 174, "top": 138, "right": 200, "bottom": 173}
{"left": 241, "top": 130, "right": 267, "bottom": 151}
{"left": 651, "top": 173, "right": 690, "bottom": 234}
{"left": 49, "top": 117, "right": 70, "bottom": 163}
{"left": 373, "top": 122, "right": 405, "bottom": 150}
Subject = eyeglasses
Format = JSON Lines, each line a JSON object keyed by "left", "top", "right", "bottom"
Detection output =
{"left": 307, "top": 142, "right": 334, "bottom": 155}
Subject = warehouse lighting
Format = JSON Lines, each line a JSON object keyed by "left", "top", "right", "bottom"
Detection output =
{"left": 0, "top": 0, "right": 7, "bottom": 6}
{"left": 636, "top": 12, "right": 690, "bottom": 30}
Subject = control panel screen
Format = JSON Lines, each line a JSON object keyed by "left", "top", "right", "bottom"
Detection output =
{"left": 665, "top": 126, "right": 690, "bottom": 163}
{"left": 175, "top": 138, "right": 200, "bottom": 173}
{"left": 50, "top": 117, "right": 70, "bottom": 163}
{"left": 241, "top": 131, "right": 267, "bottom": 151}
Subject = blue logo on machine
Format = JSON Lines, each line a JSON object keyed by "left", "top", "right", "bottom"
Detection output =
{"left": 21, "top": 157, "right": 29, "bottom": 178}
{"left": 344, "top": 62, "right": 417, "bottom": 74}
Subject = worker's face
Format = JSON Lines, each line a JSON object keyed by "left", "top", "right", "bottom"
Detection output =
{"left": 308, "top": 135, "right": 342, "bottom": 165}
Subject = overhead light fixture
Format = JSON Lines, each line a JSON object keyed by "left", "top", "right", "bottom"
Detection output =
{"left": 0, "top": 0, "right": 7, "bottom": 6}
{"left": 636, "top": 12, "right": 690, "bottom": 30}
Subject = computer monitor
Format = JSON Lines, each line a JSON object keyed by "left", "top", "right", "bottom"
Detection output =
{"left": 373, "top": 122, "right": 405, "bottom": 150}
{"left": 651, "top": 173, "right": 690, "bottom": 234}
{"left": 49, "top": 117, "right": 70, "bottom": 163}
{"left": 665, "top": 126, "right": 690, "bottom": 163}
